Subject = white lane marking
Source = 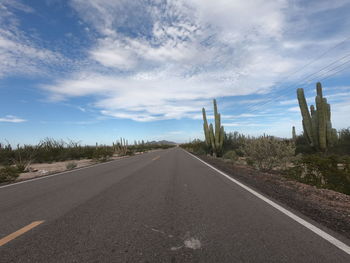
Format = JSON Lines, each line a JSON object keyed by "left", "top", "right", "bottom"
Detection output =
{"left": 0, "top": 151, "right": 159, "bottom": 189}
{"left": 184, "top": 150, "right": 350, "bottom": 256}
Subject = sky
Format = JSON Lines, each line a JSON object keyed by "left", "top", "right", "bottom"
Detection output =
{"left": 0, "top": 0, "right": 350, "bottom": 145}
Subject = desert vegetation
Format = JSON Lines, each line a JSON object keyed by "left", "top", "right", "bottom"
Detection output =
{"left": 182, "top": 82, "right": 350, "bottom": 195}
{"left": 0, "top": 138, "right": 175, "bottom": 184}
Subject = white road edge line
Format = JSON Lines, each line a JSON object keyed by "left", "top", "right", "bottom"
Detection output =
{"left": 184, "top": 150, "right": 350, "bottom": 256}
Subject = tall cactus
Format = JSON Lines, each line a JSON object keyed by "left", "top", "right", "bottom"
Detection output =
{"left": 296, "top": 82, "right": 337, "bottom": 151}
{"left": 292, "top": 126, "right": 296, "bottom": 141}
{"left": 297, "top": 88, "right": 314, "bottom": 146}
{"left": 202, "top": 99, "right": 224, "bottom": 157}
{"left": 202, "top": 108, "right": 210, "bottom": 146}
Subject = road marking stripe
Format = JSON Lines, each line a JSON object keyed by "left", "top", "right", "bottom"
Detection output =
{"left": 185, "top": 150, "right": 350, "bottom": 255}
{"left": 0, "top": 221, "right": 44, "bottom": 247}
{"left": 152, "top": 156, "right": 160, "bottom": 161}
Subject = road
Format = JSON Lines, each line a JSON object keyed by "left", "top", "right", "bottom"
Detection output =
{"left": 0, "top": 147, "right": 349, "bottom": 262}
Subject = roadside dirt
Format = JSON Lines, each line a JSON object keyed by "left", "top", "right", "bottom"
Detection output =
{"left": 197, "top": 154, "right": 350, "bottom": 240}
{"left": 16, "top": 150, "right": 160, "bottom": 182}
{"left": 18, "top": 159, "right": 94, "bottom": 180}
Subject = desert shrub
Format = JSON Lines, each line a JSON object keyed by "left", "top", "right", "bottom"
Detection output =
{"left": 92, "top": 147, "right": 114, "bottom": 162}
{"left": 181, "top": 139, "right": 208, "bottom": 155}
{"left": 0, "top": 143, "right": 14, "bottom": 166}
{"left": 12, "top": 144, "right": 38, "bottom": 172}
{"left": 330, "top": 128, "right": 350, "bottom": 155}
{"left": 125, "top": 150, "right": 135, "bottom": 156}
{"left": 243, "top": 136, "right": 295, "bottom": 172}
{"left": 223, "top": 132, "right": 247, "bottom": 156}
{"left": 223, "top": 150, "right": 238, "bottom": 164}
{"left": 0, "top": 166, "right": 20, "bottom": 183}
{"left": 287, "top": 154, "right": 350, "bottom": 195}
{"left": 295, "top": 135, "right": 316, "bottom": 155}
{"left": 1, "top": 138, "right": 173, "bottom": 167}
{"left": 33, "top": 138, "right": 96, "bottom": 163}
{"left": 66, "top": 162, "right": 78, "bottom": 170}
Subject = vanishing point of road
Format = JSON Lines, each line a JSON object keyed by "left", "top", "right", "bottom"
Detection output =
{"left": 1, "top": 147, "right": 350, "bottom": 262}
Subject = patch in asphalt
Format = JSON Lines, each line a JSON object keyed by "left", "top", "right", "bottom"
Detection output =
{"left": 184, "top": 237, "right": 201, "bottom": 249}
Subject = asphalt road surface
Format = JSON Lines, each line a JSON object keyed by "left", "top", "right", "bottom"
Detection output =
{"left": 1, "top": 147, "right": 350, "bottom": 262}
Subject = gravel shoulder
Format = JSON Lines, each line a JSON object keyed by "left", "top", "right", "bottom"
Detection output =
{"left": 197, "top": 154, "right": 350, "bottom": 240}
{"left": 15, "top": 151, "right": 160, "bottom": 182}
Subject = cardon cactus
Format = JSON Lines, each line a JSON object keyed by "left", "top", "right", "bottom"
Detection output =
{"left": 296, "top": 82, "right": 337, "bottom": 151}
{"left": 292, "top": 126, "right": 296, "bottom": 141}
{"left": 202, "top": 108, "right": 210, "bottom": 146}
{"left": 202, "top": 99, "right": 225, "bottom": 157}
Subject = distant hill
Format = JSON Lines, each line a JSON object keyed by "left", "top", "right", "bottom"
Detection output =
{"left": 146, "top": 140, "right": 177, "bottom": 145}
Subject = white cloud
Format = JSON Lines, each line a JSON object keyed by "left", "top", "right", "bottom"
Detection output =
{"left": 8, "top": 0, "right": 349, "bottom": 131}
{"left": 0, "top": 115, "right": 27, "bottom": 123}
{"left": 43, "top": 70, "right": 267, "bottom": 121}
{"left": 42, "top": 0, "right": 300, "bottom": 121}
{"left": 0, "top": 1, "right": 69, "bottom": 77}
{"left": 331, "top": 101, "right": 350, "bottom": 129}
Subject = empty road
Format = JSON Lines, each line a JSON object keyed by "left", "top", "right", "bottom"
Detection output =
{"left": 1, "top": 147, "right": 350, "bottom": 262}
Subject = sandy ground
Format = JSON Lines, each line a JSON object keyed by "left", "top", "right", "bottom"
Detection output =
{"left": 17, "top": 155, "right": 134, "bottom": 181}
{"left": 18, "top": 159, "right": 95, "bottom": 180}
{"left": 17, "top": 150, "right": 160, "bottom": 181}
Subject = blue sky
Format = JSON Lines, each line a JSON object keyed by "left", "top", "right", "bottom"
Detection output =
{"left": 1, "top": 0, "right": 350, "bottom": 145}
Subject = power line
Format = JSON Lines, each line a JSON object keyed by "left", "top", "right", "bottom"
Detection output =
{"left": 242, "top": 52, "right": 350, "bottom": 113}
{"left": 235, "top": 36, "right": 350, "bottom": 113}
{"left": 245, "top": 62, "right": 350, "bottom": 115}
{"left": 269, "top": 36, "right": 350, "bottom": 86}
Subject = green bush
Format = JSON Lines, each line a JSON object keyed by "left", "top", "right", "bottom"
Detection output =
{"left": 181, "top": 139, "right": 208, "bottom": 155}
{"left": 243, "top": 136, "right": 295, "bottom": 171}
{"left": 66, "top": 162, "right": 78, "bottom": 170}
{"left": 330, "top": 128, "right": 350, "bottom": 155}
{"left": 295, "top": 135, "right": 316, "bottom": 155}
{"left": 287, "top": 154, "right": 350, "bottom": 195}
{"left": 0, "top": 166, "right": 20, "bottom": 183}
{"left": 223, "top": 150, "right": 238, "bottom": 164}
{"left": 92, "top": 147, "right": 114, "bottom": 162}
{"left": 223, "top": 132, "right": 246, "bottom": 156}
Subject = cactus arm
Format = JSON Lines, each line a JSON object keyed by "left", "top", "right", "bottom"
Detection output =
{"left": 209, "top": 123, "right": 216, "bottom": 154}
{"left": 219, "top": 126, "right": 224, "bottom": 153}
{"left": 326, "top": 103, "right": 331, "bottom": 121}
{"left": 310, "top": 105, "right": 319, "bottom": 148}
{"left": 202, "top": 108, "right": 210, "bottom": 145}
{"left": 215, "top": 113, "right": 221, "bottom": 150}
{"left": 297, "top": 88, "right": 314, "bottom": 146}
{"left": 316, "top": 82, "right": 323, "bottom": 97}
{"left": 292, "top": 126, "right": 296, "bottom": 141}
{"left": 326, "top": 121, "right": 333, "bottom": 146}
{"left": 316, "top": 95, "right": 326, "bottom": 151}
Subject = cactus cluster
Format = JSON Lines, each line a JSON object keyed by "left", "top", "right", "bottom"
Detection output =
{"left": 297, "top": 82, "right": 337, "bottom": 151}
{"left": 202, "top": 99, "right": 224, "bottom": 157}
{"left": 113, "top": 138, "right": 129, "bottom": 155}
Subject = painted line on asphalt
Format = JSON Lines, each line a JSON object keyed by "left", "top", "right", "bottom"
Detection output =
{"left": 0, "top": 221, "right": 44, "bottom": 247}
{"left": 184, "top": 150, "right": 350, "bottom": 256}
{"left": 152, "top": 156, "right": 160, "bottom": 161}
{"left": 0, "top": 151, "right": 157, "bottom": 189}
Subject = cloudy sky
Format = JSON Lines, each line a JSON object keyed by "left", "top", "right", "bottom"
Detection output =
{"left": 1, "top": 0, "right": 350, "bottom": 144}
